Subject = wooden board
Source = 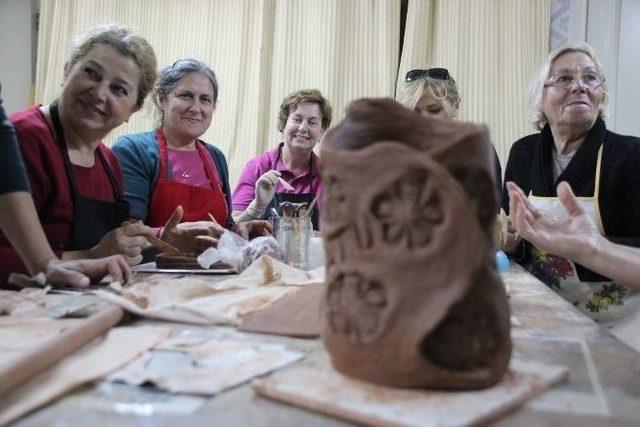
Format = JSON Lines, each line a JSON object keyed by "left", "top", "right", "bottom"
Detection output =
{"left": 253, "top": 358, "right": 569, "bottom": 427}
{"left": 132, "top": 262, "right": 234, "bottom": 275}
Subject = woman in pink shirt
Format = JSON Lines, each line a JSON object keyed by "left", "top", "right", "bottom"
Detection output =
{"left": 232, "top": 89, "right": 332, "bottom": 229}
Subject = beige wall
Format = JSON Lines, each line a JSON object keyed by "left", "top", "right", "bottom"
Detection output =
{"left": 0, "top": 0, "right": 34, "bottom": 113}
{"left": 615, "top": 0, "right": 640, "bottom": 136}
{"left": 560, "top": 0, "right": 640, "bottom": 136}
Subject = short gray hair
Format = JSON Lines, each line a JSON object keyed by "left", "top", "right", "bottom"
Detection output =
{"left": 396, "top": 72, "right": 460, "bottom": 118}
{"left": 153, "top": 59, "right": 218, "bottom": 125}
{"left": 529, "top": 43, "right": 608, "bottom": 130}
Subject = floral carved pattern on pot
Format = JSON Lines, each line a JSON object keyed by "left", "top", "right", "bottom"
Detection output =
{"left": 327, "top": 271, "right": 388, "bottom": 344}
{"left": 371, "top": 168, "right": 443, "bottom": 249}
{"left": 323, "top": 175, "right": 348, "bottom": 233}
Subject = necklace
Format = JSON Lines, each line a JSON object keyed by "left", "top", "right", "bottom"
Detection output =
{"left": 180, "top": 170, "right": 191, "bottom": 179}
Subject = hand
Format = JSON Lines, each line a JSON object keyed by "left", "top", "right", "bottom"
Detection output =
{"left": 44, "top": 255, "right": 132, "bottom": 287}
{"left": 506, "top": 181, "right": 601, "bottom": 261}
{"left": 501, "top": 216, "right": 522, "bottom": 253}
{"left": 233, "top": 220, "right": 273, "bottom": 240}
{"left": 89, "top": 222, "right": 153, "bottom": 265}
{"left": 499, "top": 186, "right": 524, "bottom": 253}
{"left": 160, "top": 206, "right": 225, "bottom": 252}
{"left": 254, "top": 170, "right": 281, "bottom": 208}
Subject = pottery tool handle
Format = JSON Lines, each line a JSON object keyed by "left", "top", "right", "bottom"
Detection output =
{"left": 278, "top": 177, "right": 295, "bottom": 191}
{"left": 305, "top": 194, "right": 319, "bottom": 218}
{"left": 147, "top": 234, "right": 180, "bottom": 255}
{"left": 0, "top": 304, "right": 125, "bottom": 396}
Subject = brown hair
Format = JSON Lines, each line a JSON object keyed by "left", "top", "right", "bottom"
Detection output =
{"left": 276, "top": 89, "right": 333, "bottom": 132}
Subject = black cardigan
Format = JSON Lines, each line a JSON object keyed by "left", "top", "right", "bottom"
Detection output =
{"left": 502, "top": 118, "right": 640, "bottom": 282}
{"left": 0, "top": 94, "right": 30, "bottom": 195}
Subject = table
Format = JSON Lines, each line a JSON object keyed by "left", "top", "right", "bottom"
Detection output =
{"left": 11, "top": 264, "right": 640, "bottom": 426}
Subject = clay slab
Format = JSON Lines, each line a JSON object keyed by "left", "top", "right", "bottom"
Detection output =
{"left": 253, "top": 357, "right": 569, "bottom": 427}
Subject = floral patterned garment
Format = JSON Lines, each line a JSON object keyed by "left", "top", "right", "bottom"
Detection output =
{"left": 529, "top": 246, "right": 639, "bottom": 324}
{"left": 526, "top": 146, "right": 640, "bottom": 325}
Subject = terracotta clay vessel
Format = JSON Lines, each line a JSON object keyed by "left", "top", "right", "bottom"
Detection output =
{"left": 320, "top": 98, "right": 511, "bottom": 390}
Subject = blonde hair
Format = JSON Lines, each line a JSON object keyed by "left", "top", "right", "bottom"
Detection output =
{"left": 276, "top": 89, "right": 333, "bottom": 133}
{"left": 396, "top": 73, "right": 460, "bottom": 118}
{"left": 529, "top": 42, "right": 608, "bottom": 130}
{"left": 69, "top": 23, "right": 157, "bottom": 108}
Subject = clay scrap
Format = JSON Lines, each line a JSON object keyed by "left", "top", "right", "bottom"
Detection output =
{"left": 238, "top": 282, "right": 325, "bottom": 338}
{"left": 96, "top": 255, "right": 324, "bottom": 325}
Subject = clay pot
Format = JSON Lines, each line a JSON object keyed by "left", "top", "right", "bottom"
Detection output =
{"left": 320, "top": 98, "right": 511, "bottom": 390}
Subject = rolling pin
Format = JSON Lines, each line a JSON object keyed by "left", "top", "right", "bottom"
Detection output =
{"left": 0, "top": 304, "right": 124, "bottom": 396}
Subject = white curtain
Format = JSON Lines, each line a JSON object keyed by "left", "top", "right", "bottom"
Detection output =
{"left": 36, "top": 0, "right": 550, "bottom": 182}
{"left": 35, "top": 0, "right": 401, "bottom": 186}
{"left": 397, "top": 0, "right": 550, "bottom": 167}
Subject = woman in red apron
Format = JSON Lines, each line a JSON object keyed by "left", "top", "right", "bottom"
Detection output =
{"left": 113, "top": 59, "right": 270, "bottom": 252}
{"left": 232, "top": 89, "right": 332, "bottom": 230}
{"left": 0, "top": 81, "right": 131, "bottom": 288}
{"left": 0, "top": 24, "right": 158, "bottom": 284}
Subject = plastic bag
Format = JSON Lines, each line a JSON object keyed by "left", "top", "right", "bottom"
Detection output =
{"left": 197, "top": 231, "right": 284, "bottom": 273}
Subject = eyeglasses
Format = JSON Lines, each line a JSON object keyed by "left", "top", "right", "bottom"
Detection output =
{"left": 545, "top": 72, "right": 604, "bottom": 90}
{"left": 405, "top": 68, "right": 454, "bottom": 83}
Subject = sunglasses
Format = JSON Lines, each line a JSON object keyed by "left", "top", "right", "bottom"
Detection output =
{"left": 405, "top": 68, "right": 454, "bottom": 83}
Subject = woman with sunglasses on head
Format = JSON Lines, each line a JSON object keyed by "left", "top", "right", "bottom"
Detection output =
{"left": 0, "top": 24, "right": 158, "bottom": 285}
{"left": 113, "top": 59, "right": 271, "bottom": 252}
{"left": 396, "top": 67, "right": 502, "bottom": 200}
{"left": 232, "top": 89, "right": 332, "bottom": 230}
{"left": 502, "top": 43, "right": 640, "bottom": 342}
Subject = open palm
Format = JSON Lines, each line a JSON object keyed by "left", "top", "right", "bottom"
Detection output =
{"left": 506, "top": 181, "right": 601, "bottom": 261}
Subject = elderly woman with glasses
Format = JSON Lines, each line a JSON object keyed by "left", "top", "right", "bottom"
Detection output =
{"left": 396, "top": 68, "right": 502, "bottom": 200}
{"left": 114, "top": 59, "right": 270, "bottom": 252}
{"left": 502, "top": 43, "right": 640, "bottom": 338}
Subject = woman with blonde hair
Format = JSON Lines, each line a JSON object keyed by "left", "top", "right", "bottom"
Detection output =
{"left": 396, "top": 68, "right": 502, "bottom": 199}
{"left": 0, "top": 84, "right": 130, "bottom": 287}
{"left": 0, "top": 23, "right": 157, "bottom": 284}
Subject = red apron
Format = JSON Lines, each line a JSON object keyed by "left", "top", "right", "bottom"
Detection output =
{"left": 147, "top": 129, "right": 228, "bottom": 227}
